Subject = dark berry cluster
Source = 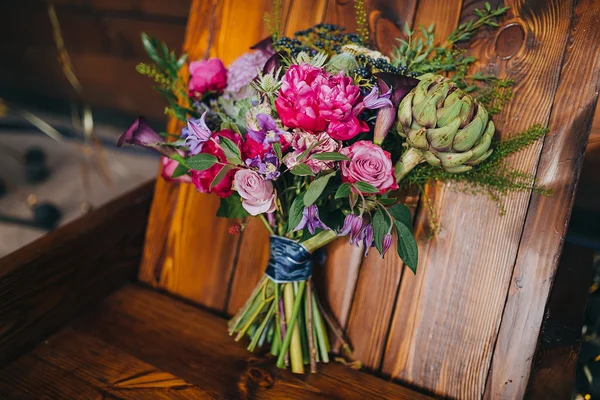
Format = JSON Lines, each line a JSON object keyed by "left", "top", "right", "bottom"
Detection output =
{"left": 273, "top": 24, "right": 363, "bottom": 56}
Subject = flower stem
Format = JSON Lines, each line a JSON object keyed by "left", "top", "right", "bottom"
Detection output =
{"left": 301, "top": 230, "right": 338, "bottom": 253}
{"left": 306, "top": 280, "right": 318, "bottom": 373}
{"left": 312, "top": 291, "right": 330, "bottom": 363}
{"left": 277, "top": 282, "right": 305, "bottom": 373}
{"left": 395, "top": 147, "right": 425, "bottom": 183}
{"left": 259, "top": 214, "right": 275, "bottom": 235}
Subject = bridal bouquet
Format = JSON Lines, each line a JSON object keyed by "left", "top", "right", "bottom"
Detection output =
{"left": 119, "top": 2, "right": 547, "bottom": 374}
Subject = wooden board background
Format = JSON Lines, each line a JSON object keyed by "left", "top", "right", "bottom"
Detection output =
{"left": 0, "top": 0, "right": 190, "bottom": 121}
{"left": 138, "top": 0, "right": 600, "bottom": 398}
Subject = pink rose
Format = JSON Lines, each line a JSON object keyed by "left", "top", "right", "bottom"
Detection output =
{"left": 340, "top": 141, "right": 398, "bottom": 194}
{"left": 161, "top": 156, "right": 192, "bottom": 183}
{"left": 234, "top": 169, "right": 277, "bottom": 215}
{"left": 188, "top": 58, "right": 227, "bottom": 99}
{"left": 190, "top": 129, "right": 241, "bottom": 198}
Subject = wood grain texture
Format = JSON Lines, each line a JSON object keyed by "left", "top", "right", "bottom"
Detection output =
{"left": 341, "top": 0, "right": 457, "bottom": 371}
{"left": 382, "top": 0, "right": 580, "bottom": 398}
{"left": 73, "top": 284, "right": 433, "bottom": 400}
{"left": 524, "top": 243, "right": 595, "bottom": 399}
{"left": 0, "top": 180, "right": 154, "bottom": 367}
{"left": 484, "top": 1, "right": 600, "bottom": 398}
{"left": 0, "top": 327, "right": 210, "bottom": 399}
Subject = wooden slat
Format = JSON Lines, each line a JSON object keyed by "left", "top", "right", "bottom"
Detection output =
{"left": 484, "top": 1, "right": 600, "bottom": 397}
{"left": 382, "top": 0, "right": 577, "bottom": 398}
{"left": 524, "top": 243, "right": 595, "bottom": 399}
{"left": 0, "top": 180, "right": 154, "bottom": 367}
{"left": 73, "top": 284, "right": 432, "bottom": 400}
{"left": 0, "top": 328, "right": 210, "bottom": 399}
{"left": 340, "top": 0, "right": 458, "bottom": 371}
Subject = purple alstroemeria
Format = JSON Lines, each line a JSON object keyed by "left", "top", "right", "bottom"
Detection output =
{"left": 183, "top": 111, "right": 212, "bottom": 155}
{"left": 338, "top": 213, "right": 364, "bottom": 246}
{"left": 373, "top": 73, "right": 419, "bottom": 145}
{"left": 361, "top": 224, "right": 375, "bottom": 256}
{"left": 294, "top": 205, "right": 330, "bottom": 235}
{"left": 247, "top": 114, "right": 287, "bottom": 145}
{"left": 363, "top": 84, "right": 393, "bottom": 110}
{"left": 246, "top": 151, "right": 280, "bottom": 180}
{"left": 117, "top": 117, "right": 174, "bottom": 157}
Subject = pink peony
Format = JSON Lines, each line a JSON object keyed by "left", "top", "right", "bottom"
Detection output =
{"left": 161, "top": 156, "right": 192, "bottom": 183}
{"left": 275, "top": 64, "right": 327, "bottom": 132}
{"left": 317, "top": 73, "right": 361, "bottom": 122}
{"left": 340, "top": 141, "right": 398, "bottom": 194}
{"left": 327, "top": 116, "right": 369, "bottom": 141}
{"left": 275, "top": 64, "right": 367, "bottom": 140}
{"left": 188, "top": 58, "right": 227, "bottom": 99}
{"left": 190, "top": 130, "right": 241, "bottom": 197}
{"left": 234, "top": 169, "right": 277, "bottom": 215}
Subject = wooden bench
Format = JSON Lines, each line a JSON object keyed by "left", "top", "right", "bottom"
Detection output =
{"left": 1, "top": 0, "right": 599, "bottom": 399}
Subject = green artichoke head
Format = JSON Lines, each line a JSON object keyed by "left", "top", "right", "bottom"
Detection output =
{"left": 395, "top": 74, "right": 495, "bottom": 181}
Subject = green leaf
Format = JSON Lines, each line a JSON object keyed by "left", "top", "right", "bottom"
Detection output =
{"left": 334, "top": 182, "right": 352, "bottom": 199}
{"left": 309, "top": 152, "right": 351, "bottom": 161}
{"left": 395, "top": 221, "right": 418, "bottom": 273}
{"left": 304, "top": 172, "right": 336, "bottom": 207}
{"left": 354, "top": 181, "right": 379, "bottom": 194}
{"left": 216, "top": 192, "right": 249, "bottom": 218}
{"left": 372, "top": 210, "right": 391, "bottom": 255}
{"left": 210, "top": 165, "right": 234, "bottom": 189}
{"left": 187, "top": 153, "right": 218, "bottom": 171}
{"left": 171, "top": 164, "right": 189, "bottom": 179}
{"left": 388, "top": 204, "right": 413, "bottom": 231}
{"left": 273, "top": 142, "right": 282, "bottom": 160}
{"left": 219, "top": 135, "right": 242, "bottom": 160}
{"left": 378, "top": 197, "right": 397, "bottom": 205}
{"left": 288, "top": 193, "right": 306, "bottom": 232}
{"left": 291, "top": 164, "right": 315, "bottom": 176}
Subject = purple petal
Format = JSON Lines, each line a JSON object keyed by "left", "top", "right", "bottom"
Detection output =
{"left": 381, "top": 233, "right": 393, "bottom": 258}
{"left": 262, "top": 52, "right": 284, "bottom": 75}
{"left": 362, "top": 224, "right": 374, "bottom": 256}
{"left": 364, "top": 85, "right": 393, "bottom": 110}
{"left": 117, "top": 117, "right": 174, "bottom": 156}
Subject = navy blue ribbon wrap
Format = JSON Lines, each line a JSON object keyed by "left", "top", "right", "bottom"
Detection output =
{"left": 265, "top": 236, "right": 312, "bottom": 283}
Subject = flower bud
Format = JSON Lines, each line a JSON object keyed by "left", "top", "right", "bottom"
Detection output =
{"left": 326, "top": 53, "right": 358, "bottom": 74}
{"left": 381, "top": 233, "right": 393, "bottom": 258}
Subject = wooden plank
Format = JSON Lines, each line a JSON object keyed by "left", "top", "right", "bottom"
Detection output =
{"left": 52, "top": 0, "right": 192, "bottom": 19}
{"left": 524, "top": 243, "right": 595, "bottom": 399}
{"left": 576, "top": 103, "right": 600, "bottom": 212}
{"left": 340, "top": 0, "right": 459, "bottom": 371}
{"left": 0, "top": 327, "right": 210, "bottom": 399}
{"left": 382, "top": 0, "right": 577, "bottom": 398}
{"left": 484, "top": 1, "right": 600, "bottom": 397}
{"left": 0, "top": 180, "right": 154, "bottom": 367}
{"left": 74, "top": 284, "right": 433, "bottom": 400}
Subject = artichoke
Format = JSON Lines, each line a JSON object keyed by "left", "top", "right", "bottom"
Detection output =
{"left": 394, "top": 73, "right": 495, "bottom": 182}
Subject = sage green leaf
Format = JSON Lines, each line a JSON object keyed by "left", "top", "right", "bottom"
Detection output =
{"left": 395, "top": 221, "right": 418, "bottom": 273}
{"left": 291, "top": 164, "right": 315, "bottom": 176}
{"left": 171, "top": 164, "right": 189, "bottom": 179}
{"left": 288, "top": 193, "right": 306, "bottom": 232}
{"left": 210, "top": 165, "right": 234, "bottom": 189}
{"left": 372, "top": 210, "right": 391, "bottom": 255}
{"left": 187, "top": 153, "right": 218, "bottom": 171}
{"left": 309, "top": 152, "right": 351, "bottom": 161}
{"left": 354, "top": 181, "right": 379, "bottom": 194}
{"left": 304, "top": 172, "right": 336, "bottom": 207}
{"left": 334, "top": 182, "right": 352, "bottom": 199}
{"left": 216, "top": 192, "right": 249, "bottom": 218}
{"left": 388, "top": 204, "right": 413, "bottom": 231}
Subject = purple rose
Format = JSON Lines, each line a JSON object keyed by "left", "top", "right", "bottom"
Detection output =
{"left": 188, "top": 58, "right": 227, "bottom": 99}
{"left": 234, "top": 169, "right": 277, "bottom": 215}
{"left": 340, "top": 141, "right": 398, "bottom": 194}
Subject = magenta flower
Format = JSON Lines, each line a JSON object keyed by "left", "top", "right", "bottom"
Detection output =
{"left": 188, "top": 58, "right": 227, "bottom": 99}
{"left": 326, "top": 116, "right": 369, "bottom": 141}
{"left": 294, "top": 205, "right": 329, "bottom": 235}
{"left": 275, "top": 64, "right": 325, "bottom": 132}
{"left": 183, "top": 111, "right": 212, "bottom": 155}
{"left": 317, "top": 73, "right": 361, "bottom": 122}
{"left": 340, "top": 141, "right": 398, "bottom": 194}
{"left": 117, "top": 117, "right": 174, "bottom": 156}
